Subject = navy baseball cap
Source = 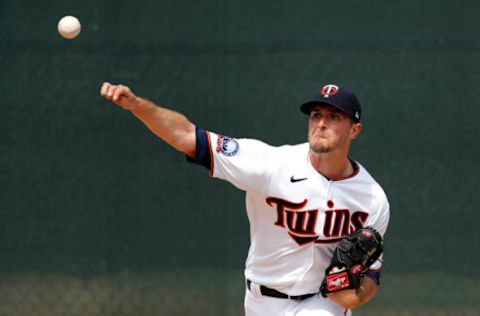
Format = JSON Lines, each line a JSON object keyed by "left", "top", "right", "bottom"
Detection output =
{"left": 300, "top": 84, "right": 362, "bottom": 123}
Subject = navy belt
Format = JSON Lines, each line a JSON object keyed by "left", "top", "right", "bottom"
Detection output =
{"left": 246, "top": 279, "right": 316, "bottom": 301}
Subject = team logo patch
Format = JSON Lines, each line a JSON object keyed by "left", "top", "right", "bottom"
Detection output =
{"left": 326, "top": 272, "right": 350, "bottom": 291}
{"left": 320, "top": 84, "right": 339, "bottom": 98}
{"left": 216, "top": 136, "right": 239, "bottom": 156}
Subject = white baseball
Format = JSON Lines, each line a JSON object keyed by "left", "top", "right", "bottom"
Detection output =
{"left": 57, "top": 16, "right": 81, "bottom": 39}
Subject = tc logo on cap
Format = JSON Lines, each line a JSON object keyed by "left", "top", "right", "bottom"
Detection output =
{"left": 320, "top": 84, "right": 339, "bottom": 98}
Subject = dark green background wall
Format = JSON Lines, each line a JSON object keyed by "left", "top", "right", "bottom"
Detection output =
{"left": 2, "top": 0, "right": 480, "bottom": 315}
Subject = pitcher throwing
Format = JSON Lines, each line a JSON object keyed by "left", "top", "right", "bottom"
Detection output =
{"left": 100, "top": 82, "right": 390, "bottom": 316}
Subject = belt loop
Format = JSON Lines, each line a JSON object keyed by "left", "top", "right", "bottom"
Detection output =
{"left": 246, "top": 279, "right": 262, "bottom": 298}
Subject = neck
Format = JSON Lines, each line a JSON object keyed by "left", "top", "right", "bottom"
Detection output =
{"left": 309, "top": 150, "right": 354, "bottom": 180}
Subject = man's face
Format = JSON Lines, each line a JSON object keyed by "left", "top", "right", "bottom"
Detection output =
{"left": 308, "top": 104, "right": 362, "bottom": 154}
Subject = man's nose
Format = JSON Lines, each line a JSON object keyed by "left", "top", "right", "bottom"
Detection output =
{"left": 317, "top": 118, "right": 328, "bottom": 129}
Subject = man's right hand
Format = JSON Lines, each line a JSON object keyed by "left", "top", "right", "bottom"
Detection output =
{"left": 100, "top": 82, "right": 140, "bottom": 111}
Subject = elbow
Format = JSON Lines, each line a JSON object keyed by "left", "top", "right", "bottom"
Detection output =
{"left": 174, "top": 126, "right": 196, "bottom": 157}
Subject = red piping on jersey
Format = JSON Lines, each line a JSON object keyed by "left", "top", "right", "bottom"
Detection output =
{"left": 308, "top": 156, "right": 360, "bottom": 182}
{"left": 206, "top": 131, "right": 214, "bottom": 177}
{"left": 329, "top": 158, "right": 360, "bottom": 181}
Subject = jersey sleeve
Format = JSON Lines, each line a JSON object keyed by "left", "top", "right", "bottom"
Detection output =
{"left": 187, "top": 129, "right": 276, "bottom": 194}
{"left": 209, "top": 132, "right": 277, "bottom": 194}
{"left": 365, "top": 191, "right": 390, "bottom": 271}
{"left": 186, "top": 127, "right": 212, "bottom": 170}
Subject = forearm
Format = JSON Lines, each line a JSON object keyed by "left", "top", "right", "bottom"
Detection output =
{"left": 327, "top": 276, "right": 378, "bottom": 309}
{"left": 100, "top": 82, "right": 196, "bottom": 157}
{"left": 130, "top": 97, "right": 196, "bottom": 156}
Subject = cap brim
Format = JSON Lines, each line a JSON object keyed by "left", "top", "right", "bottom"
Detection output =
{"left": 300, "top": 100, "right": 344, "bottom": 115}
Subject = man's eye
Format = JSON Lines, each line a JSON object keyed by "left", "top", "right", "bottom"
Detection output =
{"left": 331, "top": 114, "right": 339, "bottom": 120}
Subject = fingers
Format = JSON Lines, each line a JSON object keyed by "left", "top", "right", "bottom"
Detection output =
{"left": 113, "top": 84, "right": 130, "bottom": 101}
{"left": 100, "top": 82, "right": 115, "bottom": 99}
{"left": 100, "top": 82, "right": 131, "bottom": 100}
{"left": 101, "top": 82, "right": 121, "bottom": 100}
{"left": 101, "top": 82, "right": 139, "bottom": 110}
{"left": 100, "top": 82, "right": 108, "bottom": 96}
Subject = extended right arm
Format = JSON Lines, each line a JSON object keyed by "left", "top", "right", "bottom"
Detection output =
{"left": 101, "top": 82, "right": 273, "bottom": 193}
{"left": 100, "top": 82, "right": 196, "bottom": 157}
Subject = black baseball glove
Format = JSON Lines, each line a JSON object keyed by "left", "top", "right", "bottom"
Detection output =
{"left": 320, "top": 227, "right": 383, "bottom": 297}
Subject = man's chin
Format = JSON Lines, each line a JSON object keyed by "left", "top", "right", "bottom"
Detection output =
{"left": 310, "top": 144, "right": 332, "bottom": 154}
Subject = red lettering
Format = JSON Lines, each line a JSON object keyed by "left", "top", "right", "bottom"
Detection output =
{"left": 266, "top": 197, "right": 318, "bottom": 246}
{"left": 350, "top": 211, "right": 369, "bottom": 233}
{"left": 266, "top": 197, "right": 307, "bottom": 228}
{"left": 286, "top": 209, "right": 318, "bottom": 236}
{"left": 323, "top": 210, "right": 369, "bottom": 238}
{"left": 323, "top": 210, "right": 334, "bottom": 237}
{"left": 266, "top": 197, "right": 370, "bottom": 245}
{"left": 332, "top": 209, "right": 350, "bottom": 237}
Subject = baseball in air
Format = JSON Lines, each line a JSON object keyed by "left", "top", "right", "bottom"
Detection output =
{"left": 57, "top": 16, "right": 81, "bottom": 39}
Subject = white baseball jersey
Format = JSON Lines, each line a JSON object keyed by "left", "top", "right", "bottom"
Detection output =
{"left": 191, "top": 130, "right": 390, "bottom": 297}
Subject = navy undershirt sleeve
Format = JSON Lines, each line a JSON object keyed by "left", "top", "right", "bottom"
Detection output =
{"left": 364, "top": 271, "right": 381, "bottom": 285}
{"left": 186, "top": 127, "right": 211, "bottom": 170}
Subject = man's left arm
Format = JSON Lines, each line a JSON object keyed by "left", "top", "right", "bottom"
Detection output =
{"left": 320, "top": 226, "right": 384, "bottom": 309}
{"left": 328, "top": 189, "right": 390, "bottom": 309}
{"left": 327, "top": 275, "right": 378, "bottom": 309}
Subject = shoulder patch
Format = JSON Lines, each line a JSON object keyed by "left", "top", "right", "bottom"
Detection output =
{"left": 216, "top": 135, "right": 239, "bottom": 156}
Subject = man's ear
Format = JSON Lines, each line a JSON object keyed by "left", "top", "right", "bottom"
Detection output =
{"left": 350, "top": 123, "right": 362, "bottom": 140}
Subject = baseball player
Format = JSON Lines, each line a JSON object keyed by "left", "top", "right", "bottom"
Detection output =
{"left": 100, "top": 82, "right": 390, "bottom": 316}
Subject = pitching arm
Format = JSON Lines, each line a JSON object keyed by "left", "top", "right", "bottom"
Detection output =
{"left": 100, "top": 82, "right": 196, "bottom": 157}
